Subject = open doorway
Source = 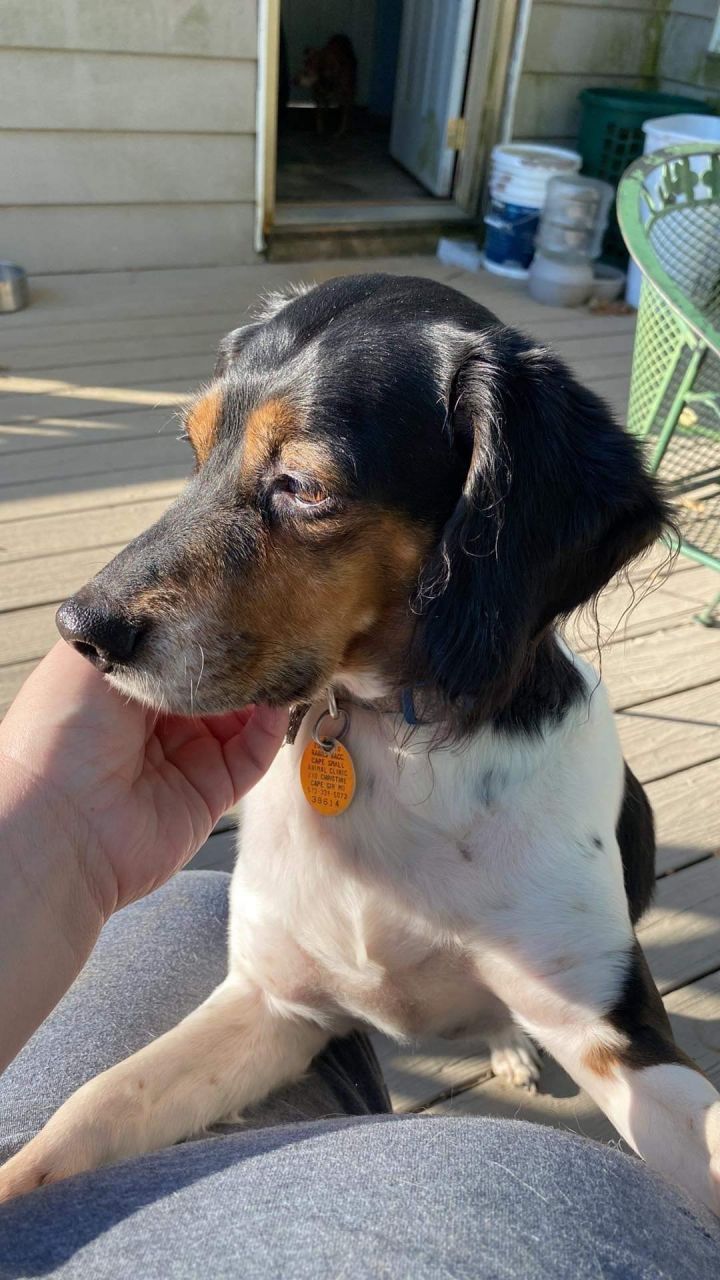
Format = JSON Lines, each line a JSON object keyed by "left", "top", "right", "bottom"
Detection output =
{"left": 276, "top": 0, "right": 477, "bottom": 207}
{"left": 259, "top": 0, "right": 518, "bottom": 258}
{"left": 278, "top": 1, "right": 426, "bottom": 203}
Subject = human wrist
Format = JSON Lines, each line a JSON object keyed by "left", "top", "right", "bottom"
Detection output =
{"left": 0, "top": 753, "right": 114, "bottom": 1070}
{"left": 0, "top": 750, "right": 117, "bottom": 928}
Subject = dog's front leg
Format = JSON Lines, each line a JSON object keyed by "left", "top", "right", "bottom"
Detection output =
{"left": 0, "top": 975, "right": 328, "bottom": 1202}
{"left": 484, "top": 939, "right": 720, "bottom": 1213}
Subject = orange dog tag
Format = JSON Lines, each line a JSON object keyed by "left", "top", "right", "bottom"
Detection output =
{"left": 300, "top": 739, "right": 356, "bottom": 816}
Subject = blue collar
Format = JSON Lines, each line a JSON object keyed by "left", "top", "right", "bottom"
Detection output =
{"left": 400, "top": 688, "right": 422, "bottom": 726}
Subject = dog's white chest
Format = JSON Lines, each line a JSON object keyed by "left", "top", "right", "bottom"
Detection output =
{"left": 232, "top": 682, "right": 628, "bottom": 1038}
{"left": 232, "top": 711, "right": 497, "bottom": 1034}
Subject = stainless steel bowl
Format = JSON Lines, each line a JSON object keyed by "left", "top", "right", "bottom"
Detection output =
{"left": 0, "top": 262, "right": 29, "bottom": 313}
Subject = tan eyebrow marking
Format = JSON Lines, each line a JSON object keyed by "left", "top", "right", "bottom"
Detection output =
{"left": 242, "top": 399, "right": 348, "bottom": 497}
{"left": 184, "top": 386, "right": 223, "bottom": 462}
{"left": 242, "top": 397, "right": 299, "bottom": 473}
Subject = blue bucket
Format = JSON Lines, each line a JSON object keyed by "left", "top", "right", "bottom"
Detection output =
{"left": 483, "top": 200, "right": 540, "bottom": 273}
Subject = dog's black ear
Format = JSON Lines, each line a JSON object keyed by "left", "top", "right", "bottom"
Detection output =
{"left": 213, "top": 324, "right": 262, "bottom": 379}
{"left": 215, "top": 285, "right": 318, "bottom": 377}
{"left": 417, "top": 329, "right": 668, "bottom": 711}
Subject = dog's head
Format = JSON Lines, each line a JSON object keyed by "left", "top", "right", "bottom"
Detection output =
{"left": 296, "top": 47, "right": 322, "bottom": 89}
{"left": 56, "top": 274, "right": 667, "bottom": 725}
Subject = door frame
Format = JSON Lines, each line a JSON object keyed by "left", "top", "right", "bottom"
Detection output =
{"left": 254, "top": 0, "right": 519, "bottom": 249}
{"left": 255, "top": 0, "right": 281, "bottom": 251}
{"left": 454, "top": 0, "right": 521, "bottom": 215}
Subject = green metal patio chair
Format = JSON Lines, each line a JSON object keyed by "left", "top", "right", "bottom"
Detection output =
{"left": 617, "top": 142, "right": 720, "bottom": 624}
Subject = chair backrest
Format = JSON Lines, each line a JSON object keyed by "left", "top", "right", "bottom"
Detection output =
{"left": 617, "top": 143, "right": 720, "bottom": 353}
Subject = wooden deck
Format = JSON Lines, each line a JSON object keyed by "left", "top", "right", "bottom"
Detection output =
{"left": 1, "top": 257, "right": 719, "bottom": 1145}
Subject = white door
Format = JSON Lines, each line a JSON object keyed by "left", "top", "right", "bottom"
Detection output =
{"left": 390, "top": 0, "right": 477, "bottom": 197}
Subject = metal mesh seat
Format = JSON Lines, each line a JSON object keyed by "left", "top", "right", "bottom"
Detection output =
{"left": 618, "top": 144, "right": 720, "bottom": 624}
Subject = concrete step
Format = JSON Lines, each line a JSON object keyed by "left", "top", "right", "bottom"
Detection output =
{"left": 267, "top": 202, "right": 476, "bottom": 262}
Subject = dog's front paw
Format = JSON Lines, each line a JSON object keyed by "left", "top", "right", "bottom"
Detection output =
{"left": 0, "top": 1079, "right": 145, "bottom": 1202}
{"left": 0, "top": 1138, "right": 79, "bottom": 1202}
{"left": 0, "top": 1113, "right": 112, "bottom": 1202}
{"left": 488, "top": 1028, "right": 541, "bottom": 1094}
{"left": 0, "top": 1113, "right": 121, "bottom": 1202}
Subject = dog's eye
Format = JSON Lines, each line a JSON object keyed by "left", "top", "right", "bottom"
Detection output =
{"left": 275, "top": 475, "right": 330, "bottom": 509}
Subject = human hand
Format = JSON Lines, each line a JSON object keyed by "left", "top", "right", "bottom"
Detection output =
{"left": 0, "top": 641, "right": 288, "bottom": 917}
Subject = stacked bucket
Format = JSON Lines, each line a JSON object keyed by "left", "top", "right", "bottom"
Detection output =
{"left": 528, "top": 174, "right": 615, "bottom": 307}
{"left": 482, "top": 144, "right": 582, "bottom": 279}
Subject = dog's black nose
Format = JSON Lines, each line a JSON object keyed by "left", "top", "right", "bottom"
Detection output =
{"left": 56, "top": 598, "right": 143, "bottom": 673}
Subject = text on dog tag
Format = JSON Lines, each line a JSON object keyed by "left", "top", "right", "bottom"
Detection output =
{"left": 300, "top": 739, "right": 356, "bottom": 816}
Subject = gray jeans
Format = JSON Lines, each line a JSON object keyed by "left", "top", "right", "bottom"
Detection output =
{"left": 1, "top": 871, "right": 719, "bottom": 1278}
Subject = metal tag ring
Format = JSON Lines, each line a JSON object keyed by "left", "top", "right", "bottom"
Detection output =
{"left": 312, "top": 707, "right": 349, "bottom": 751}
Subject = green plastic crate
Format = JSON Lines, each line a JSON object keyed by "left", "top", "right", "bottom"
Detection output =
{"left": 579, "top": 88, "right": 708, "bottom": 263}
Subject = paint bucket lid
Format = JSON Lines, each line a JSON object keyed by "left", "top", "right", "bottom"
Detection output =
{"left": 491, "top": 143, "right": 582, "bottom": 176}
{"left": 490, "top": 145, "right": 582, "bottom": 211}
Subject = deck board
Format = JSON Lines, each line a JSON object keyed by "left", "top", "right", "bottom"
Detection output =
{"left": 0, "top": 471, "right": 184, "bottom": 524}
{"left": 639, "top": 856, "right": 720, "bottom": 994}
{"left": 649, "top": 760, "right": 720, "bottom": 875}
{"left": 600, "top": 624, "right": 720, "bottom": 710}
{"left": 0, "top": 497, "right": 175, "bottom": 562}
{"left": 0, "top": 316, "right": 237, "bottom": 354}
{"left": 1, "top": 256, "right": 718, "bottom": 1142}
{"left": 1, "top": 431, "right": 187, "bottom": 487}
{"left": 0, "top": 408, "right": 187, "bottom": 456}
{"left": 0, "top": 543, "right": 129, "bottom": 611}
{"left": 0, "top": 386, "right": 192, "bottom": 424}
{"left": 616, "top": 682, "right": 720, "bottom": 784}
{"left": 0, "top": 354, "right": 212, "bottom": 389}
{"left": 2, "top": 603, "right": 62, "bottom": 667}
{"left": 4, "top": 334, "right": 220, "bottom": 372}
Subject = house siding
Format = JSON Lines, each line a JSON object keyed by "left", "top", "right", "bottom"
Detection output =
{"left": 3, "top": 1, "right": 714, "bottom": 273}
{"left": 0, "top": 0, "right": 258, "bottom": 273}
{"left": 657, "top": 0, "right": 720, "bottom": 106}
{"left": 515, "top": 0, "right": 665, "bottom": 146}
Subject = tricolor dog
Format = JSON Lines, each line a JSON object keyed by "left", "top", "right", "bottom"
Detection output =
{"left": 2, "top": 275, "right": 719, "bottom": 1212}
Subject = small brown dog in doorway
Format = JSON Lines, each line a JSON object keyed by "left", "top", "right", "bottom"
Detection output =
{"left": 296, "top": 34, "right": 357, "bottom": 137}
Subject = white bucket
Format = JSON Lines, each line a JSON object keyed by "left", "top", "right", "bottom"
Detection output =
{"left": 626, "top": 113, "right": 720, "bottom": 306}
{"left": 643, "top": 112, "right": 720, "bottom": 151}
{"left": 484, "top": 144, "right": 582, "bottom": 276}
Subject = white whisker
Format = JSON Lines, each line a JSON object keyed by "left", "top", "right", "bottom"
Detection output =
{"left": 196, "top": 643, "right": 206, "bottom": 695}
{"left": 185, "top": 652, "right": 195, "bottom": 716}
